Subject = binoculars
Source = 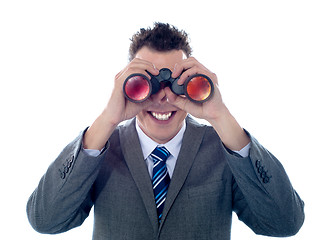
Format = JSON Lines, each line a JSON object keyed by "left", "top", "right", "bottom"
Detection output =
{"left": 123, "top": 68, "right": 214, "bottom": 103}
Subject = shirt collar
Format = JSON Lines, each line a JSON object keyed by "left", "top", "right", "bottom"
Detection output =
{"left": 135, "top": 118, "right": 186, "bottom": 160}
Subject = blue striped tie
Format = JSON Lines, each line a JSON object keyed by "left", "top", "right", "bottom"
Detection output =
{"left": 151, "top": 146, "right": 171, "bottom": 223}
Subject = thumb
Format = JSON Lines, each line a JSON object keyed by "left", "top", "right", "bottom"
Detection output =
{"left": 164, "top": 87, "right": 189, "bottom": 111}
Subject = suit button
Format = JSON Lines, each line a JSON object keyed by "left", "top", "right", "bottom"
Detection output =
{"left": 258, "top": 166, "right": 264, "bottom": 174}
{"left": 263, "top": 176, "right": 270, "bottom": 183}
{"left": 64, "top": 166, "right": 69, "bottom": 173}
{"left": 256, "top": 160, "right": 261, "bottom": 168}
{"left": 59, "top": 169, "right": 66, "bottom": 179}
{"left": 67, "top": 156, "right": 74, "bottom": 163}
{"left": 261, "top": 171, "right": 267, "bottom": 178}
{"left": 67, "top": 160, "right": 72, "bottom": 168}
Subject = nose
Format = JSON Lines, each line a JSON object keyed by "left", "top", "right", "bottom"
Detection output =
{"left": 159, "top": 81, "right": 170, "bottom": 89}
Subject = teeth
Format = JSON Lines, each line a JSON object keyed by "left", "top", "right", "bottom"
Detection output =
{"left": 151, "top": 112, "right": 172, "bottom": 121}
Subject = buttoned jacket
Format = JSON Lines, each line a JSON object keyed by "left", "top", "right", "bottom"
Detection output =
{"left": 27, "top": 116, "right": 305, "bottom": 239}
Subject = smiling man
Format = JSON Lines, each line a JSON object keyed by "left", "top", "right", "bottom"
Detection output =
{"left": 27, "top": 23, "right": 305, "bottom": 240}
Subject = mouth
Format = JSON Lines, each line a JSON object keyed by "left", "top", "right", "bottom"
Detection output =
{"left": 149, "top": 111, "right": 175, "bottom": 121}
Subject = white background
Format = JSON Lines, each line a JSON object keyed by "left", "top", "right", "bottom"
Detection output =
{"left": 1, "top": 0, "right": 332, "bottom": 239}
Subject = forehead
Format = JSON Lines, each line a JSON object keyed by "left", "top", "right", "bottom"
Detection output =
{"left": 135, "top": 46, "right": 187, "bottom": 70}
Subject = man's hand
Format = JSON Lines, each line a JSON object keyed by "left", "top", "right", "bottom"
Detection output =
{"left": 165, "top": 57, "right": 224, "bottom": 123}
{"left": 165, "top": 57, "right": 250, "bottom": 151}
{"left": 106, "top": 58, "right": 159, "bottom": 125}
{"left": 83, "top": 58, "right": 159, "bottom": 150}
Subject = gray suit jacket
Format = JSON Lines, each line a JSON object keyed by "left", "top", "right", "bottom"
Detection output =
{"left": 27, "top": 116, "right": 304, "bottom": 239}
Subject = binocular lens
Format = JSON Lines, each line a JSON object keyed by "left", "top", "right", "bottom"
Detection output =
{"left": 186, "top": 76, "right": 212, "bottom": 102}
{"left": 124, "top": 75, "right": 150, "bottom": 102}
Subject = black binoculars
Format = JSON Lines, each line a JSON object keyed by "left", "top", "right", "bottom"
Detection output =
{"left": 123, "top": 68, "right": 214, "bottom": 103}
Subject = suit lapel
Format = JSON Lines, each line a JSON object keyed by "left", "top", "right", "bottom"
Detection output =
{"left": 159, "top": 116, "right": 206, "bottom": 229}
{"left": 119, "top": 118, "right": 159, "bottom": 235}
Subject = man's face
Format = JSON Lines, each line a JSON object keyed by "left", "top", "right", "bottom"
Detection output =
{"left": 135, "top": 47, "right": 188, "bottom": 144}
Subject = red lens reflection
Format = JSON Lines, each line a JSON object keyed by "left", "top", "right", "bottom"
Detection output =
{"left": 124, "top": 76, "right": 150, "bottom": 101}
{"left": 186, "top": 76, "right": 212, "bottom": 102}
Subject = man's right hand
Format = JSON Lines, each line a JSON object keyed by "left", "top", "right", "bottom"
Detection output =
{"left": 83, "top": 58, "right": 159, "bottom": 150}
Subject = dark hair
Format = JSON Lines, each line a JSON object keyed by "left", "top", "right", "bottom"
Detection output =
{"left": 129, "top": 22, "right": 192, "bottom": 61}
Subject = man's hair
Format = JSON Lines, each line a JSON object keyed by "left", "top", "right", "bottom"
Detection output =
{"left": 129, "top": 22, "right": 192, "bottom": 61}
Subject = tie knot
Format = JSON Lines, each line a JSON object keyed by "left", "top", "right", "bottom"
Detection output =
{"left": 151, "top": 146, "right": 170, "bottom": 162}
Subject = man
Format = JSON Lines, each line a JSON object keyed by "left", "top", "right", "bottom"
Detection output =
{"left": 27, "top": 22, "right": 304, "bottom": 239}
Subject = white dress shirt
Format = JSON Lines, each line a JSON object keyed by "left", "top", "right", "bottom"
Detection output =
{"left": 83, "top": 119, "right": 251, "bottom": 179}
{"left": 135, "top": 119, "right": 185, "bottom": 178}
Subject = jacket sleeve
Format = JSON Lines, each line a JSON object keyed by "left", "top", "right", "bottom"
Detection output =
{"left": 26, "top": 129, "right": 108, "bottom": 234}
{"left": 227, "top": 130, "right": 305, "bottom": 237}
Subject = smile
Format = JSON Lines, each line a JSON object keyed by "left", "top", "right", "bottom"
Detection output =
{"left": 151, "top": 112, "right": 173, "bottom": 121}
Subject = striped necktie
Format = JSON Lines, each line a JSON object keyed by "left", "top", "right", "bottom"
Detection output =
{"left": 151, "top": 146, "right": 171, "bottom": 223}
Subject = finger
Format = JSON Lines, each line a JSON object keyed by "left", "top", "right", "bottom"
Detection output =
{"left": 165, "top": 87, "right": 190, "bottom": 111}
{"left": 128, "top": 58, "right": 159, "bottom": 77}
{"left": 115, "top": 68, "right": 126, "bottom": 80}
{"left": 171, "top": 58, "right": 196, "bottom": 78}
{"left": 172, "top": 57, "right": 209, "bottom": 85}
{"left": 177, "top": 66, "right": 204, "bottom": 85}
